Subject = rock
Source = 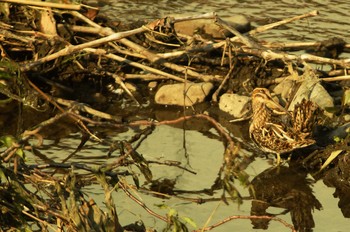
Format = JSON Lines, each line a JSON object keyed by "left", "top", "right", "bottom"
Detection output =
{"left": 288, "top": 79, "right": 334, "bottom": 116}
{"left": 174, "top": 14, "right": 250, "bottom": 39}
{"left": 273, "top": 79, "right": 295, "bottom": 105}
{"left": 343, "top": 114, "right": 350, "bottom": 122}
{"left": 148, "top": 81, "right": 158, "bottom": 91}
{"left": 219, "top": 93, "right": 251, "bottom": 118}
{"left": 124, "top": 82, "right": 137, "bottom": 92}
{"left": 273, "top": 65, "right": 334, "bottom": 117}
{"left": 154, "top": 82, "right": 213, "bottom": 106}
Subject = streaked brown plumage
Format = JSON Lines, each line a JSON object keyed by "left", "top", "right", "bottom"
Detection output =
{"left": 249, "top": 88, "right": 319, "bottom": 163}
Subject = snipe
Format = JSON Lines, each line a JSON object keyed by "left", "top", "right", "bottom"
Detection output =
{"left": 249, "top": 88, "right": 319, "bottom": 164}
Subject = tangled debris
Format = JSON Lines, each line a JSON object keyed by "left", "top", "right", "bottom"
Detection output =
{"left": 1, "top": 0, "right": 350, "bottom": 231}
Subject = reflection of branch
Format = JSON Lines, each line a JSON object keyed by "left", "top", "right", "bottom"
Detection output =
{"left": 148, "top": 160, "right": 197, "bottom": 175}
{"left": 128, "top": 114, "right": 236, "bottom": 155}
{"left": 118, "top": 180, "right": 168, "bottom": 222}
{"left": 0, "top": 112, "right": 68, "bottom": 159}
{"left": 197, "top": 215, "right": 296, "bottom": 232}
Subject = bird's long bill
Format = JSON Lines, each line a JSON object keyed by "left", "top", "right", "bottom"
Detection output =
{"left": 265, "top": 99, "right": 290, "bottom": 116}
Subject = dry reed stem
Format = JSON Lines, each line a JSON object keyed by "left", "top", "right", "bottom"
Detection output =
{"left": 103, "top": 71, "right": 141, "bottom": 105}
{"left": 0, "top": 0, "right": 81, "bottom": 10}
{"left": 156, "top": 10, "right": 340, "bottom": 68}
{"left": 172, "top": 12, "right": 216, "bottom": 23}
{"left": 300, "top": 53, "right": 350, "bottom": 67}
{"left": 54, "top": 97, "right": 122, "bottom": 121}
{"left": 118, "top": 35, "right": 220, "bottom": 82}
{"left": 249, "top": 10, "right": 318, "bottom": 35}
{"left": 263, "top": 41, "right": 350, "bottom": 51}
{"left": 321, "top": 75, "right": 350, "bottom": 82}
{"left": 27, "top": 79, "right": 102, "bottom": 142}
{"left": 212, "top": 63, "right": 235, "bottom": 102}
{"left": 20, "top": 27, "right": 147, "bottom": 72}
{"left": 73, "top": 10, "right": 220, "bottom": 82}
{"left": 84, "top": 48, "right": 186, "bottom": 82}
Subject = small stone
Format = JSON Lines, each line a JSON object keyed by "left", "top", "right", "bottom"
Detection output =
{"left": 343, "top": 114, "right": 350, "bottom": 122}
{"left": 155, "top": 82, "right": 213, "bottom": 106}
{"left": 148, "top": 81, "right": 158, "bottom": 91}
{"left": 125, "top": 82, "right": 137, "bottom": 92}
{"left": 219, "top": 93, "right": 251, "bottom": 118}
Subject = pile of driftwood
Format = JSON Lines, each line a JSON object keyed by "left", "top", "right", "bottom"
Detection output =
{"left": 1, "top": 0, "right": 350, "bottom": 231}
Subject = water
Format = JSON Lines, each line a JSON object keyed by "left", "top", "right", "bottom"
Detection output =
{"left": 28, "top": 0, "right": 350, "bottom": 231}
{"left": 98, "top": 1, "right": 349, "bottom": 231}
{"left": 101, "top": 0, "right": 350, "bottom": 50}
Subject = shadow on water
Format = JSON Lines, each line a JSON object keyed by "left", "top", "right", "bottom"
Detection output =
{"left": 10, "top": 102, "right": 349, "bottom": 231}
{"left": 87, "top": 1, "right": 350, "bottom": 231}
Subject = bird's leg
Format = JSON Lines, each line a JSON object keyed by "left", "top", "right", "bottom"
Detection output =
{"left": 276, "top": 153, "right": 281, "bottom": 165}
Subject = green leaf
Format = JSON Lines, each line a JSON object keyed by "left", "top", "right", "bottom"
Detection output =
{"left": 182, "top": 216, "right": 197, "bottom": 228}
{"left": 168, "top": 208, "right": 177, "bottom": 217}
{"left": 333, "top": 136, "right": 342, "bottom": 143}
{"left": 0, "top": 167, "right": 9, "bottom": 183}
{"left": 0, "top": 135, "right": 17, "bottom": 147}
{"left": 0, "top": 135, "right": 25, "bottom": 159}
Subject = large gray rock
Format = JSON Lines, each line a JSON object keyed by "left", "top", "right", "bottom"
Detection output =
{"left": 274, "top": 65, "right": 334, "bottom": 117}
{"left": 155, "top": 82, "right": 213, "bottom": 106}
{"left": 219, "top": 93, "right": 251, "bottom": 118}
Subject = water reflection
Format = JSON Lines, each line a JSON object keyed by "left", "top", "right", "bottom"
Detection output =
{"left": 250, "top": 166, "right": 322, "bottom": 232}
{"left": 323, "top": 155, "right": 350, "bottom": 218}
{"left": 20, "top": 1, "right": 350, "bottom": 230}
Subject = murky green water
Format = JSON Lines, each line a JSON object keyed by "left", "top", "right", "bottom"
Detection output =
{"left": 27, "top": 0, "right": 350, "bottom": 231}
{"left": 101, "top": 0, "right": 350, "bottom": 48}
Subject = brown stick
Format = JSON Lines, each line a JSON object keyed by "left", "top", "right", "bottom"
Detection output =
{"left": 0, "top": 0, "right": 81, "bottom": 10}
{"left": 321, "top": 75, "right": 350, "bottom": 82}
{"left": 212, "top": 63, "right": 235, "bottom": 102}
{"left": 249, "top": 10, "right": 319, "bottom": 35}
{"left": 262, "top": 41, "right": 350, "bottom": 51}
{"left": 197, "top": 215, "right": 296, "bottom": 232}
{"left": 20, "top": 27, "right": 147, "bottom": 72}
{"left": 72, "top": 10, "right": 220, "bottom": 82}
{"left": 83, "top": 48, "right": 186, "bottom": 82}
{"left": 300, "top": 54, "right": 350, "bottom": 68}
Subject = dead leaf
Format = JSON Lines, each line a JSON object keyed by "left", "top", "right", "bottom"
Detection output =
{"left": 39, "top": 8, "right": 57, "bottom": 36}
{"left": 320, "top": 150, "right": 344, "bottom": 171}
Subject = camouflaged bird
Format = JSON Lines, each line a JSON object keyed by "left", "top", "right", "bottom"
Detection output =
{"left": 249, "top": 88, "right": 319, "bottom": 164}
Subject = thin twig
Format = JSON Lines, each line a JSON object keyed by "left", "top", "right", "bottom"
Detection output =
{"left": 118, "top": 180, "right": 169, "bottom": 222}
{"left": 27, "top": 79, "right": 102, "bottom": 142}
{"left": 72, "top": 10, "right": 220, "bottom": 82}
{"left": 54, "top": 97, "right": 123, "bottom": 121}
{"left": 0, "top": 0, "right": 81, "bottom": 10}
{"left": 197, "top": 215, "right": 296, "bottom": 232}
{"left": 212, "top": 62, "right": 235, "bottom": 102}
{"left": 300, "top": 53, "right": 350, "bottom": 68}
{"left": 249, "top": 10, "right": 319, "bottom": 35}
{"left": 321, "top": 75, "right": 350, "bottom": 82}
{"left": 84, "top": 48, "right": 186, "bottom": 82}
{"left": 20, "top": 27, "right": 148, "bottom": 72}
